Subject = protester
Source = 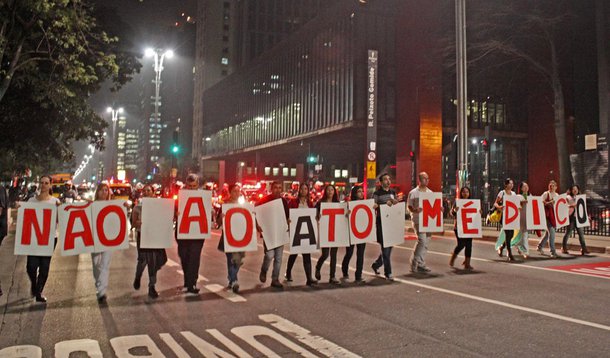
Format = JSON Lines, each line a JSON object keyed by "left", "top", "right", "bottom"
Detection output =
{"left": 24, "top": 176, "right": 60, "bottom": 303}
{"left": 285, "top": 183, "right": 317, "bottom": 286}
{"left": 91, "top": 183, "right": 114, "bottom": 303}
{"left": 373, "top": 173, "right": 399, "bottom": 279}
{"left": 494, "top": 178, "right": 517, "bottom": 262}
{"left": 132, "top": 184, "right": 167, "bottom": 299}
{"left": 257, "top": 181, "right": 288, "bottom": 289}
{"left": 510, "top": 182, "right": 531, "bottom": 258}
{"left": 314, "top": 184, "right": 341, "bottom": 284}
{"left": 60, "top": 182, "right": 78, "bottom": 203}
{"left": 177, "top": 174, "right": 206, "bottom": 295}
{"left": 537, "top": 180, "right": 559, "bottom": 258}
{"left": 450, "top": 187, "right": 475, "bottom": 270}
{"left": 216, "top": 184, "right": 246, "bottom": 293}
{"left": 341, "top": 185, "right": 367, "bottom": 283}
{"left": 407, "top": 172, "right": 433, "bottom": 273}
{"left": 562, "top": 185, "right": 589, "bottom": 255}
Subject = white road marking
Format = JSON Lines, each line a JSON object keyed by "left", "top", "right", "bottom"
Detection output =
{"left": 204, "top": 284, "right": 247, "bottom": 303}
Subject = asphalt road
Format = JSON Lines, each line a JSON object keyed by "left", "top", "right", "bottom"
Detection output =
{"left": 1, "top": 230, "right": 609, "bottom": 357}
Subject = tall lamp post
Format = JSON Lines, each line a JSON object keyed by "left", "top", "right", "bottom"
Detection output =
{"left": 106, "top": 106, "right": 124, "bottom": 179}
{"left": 144, "top": 48, "right": 173, "bottom": 179}
{"left": 455, "top": 0, "right": 469, "bottom": 196}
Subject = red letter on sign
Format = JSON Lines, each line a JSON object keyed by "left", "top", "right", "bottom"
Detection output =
{"left": 96, "top": 205, "right": 127, "bottom": 247}
{"left": 21, "top": 208, "right": 52, "bottom": 246}
{"left": 350, "top": 204, "right": 373, "bottom": 240}
{"left": 225, "top": 207, "right": 253, "bottom": 248}
{"left": 64, "top": 210, "right": 94, "bottom": 250}
{"left": 179, "top": 197, "right": 209, "bottom": 235}
{"left": 322, "top": 208, "right": 344, "bottom": 243}
{"left": 504, "top": 200, "right": 519, "bottom": 225}
{"left": 460, "top": 201, "right": 478, "bottom": 235}
{"left": 555, "top": 197, "right": 568, "bottom": 226}
{"left": 531, "top": 199, "right": 542, "bottom": 226}
{"left": 422, "top": 199, "right": 442, "bottom": 227}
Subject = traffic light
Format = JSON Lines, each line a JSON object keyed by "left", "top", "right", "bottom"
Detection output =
{"left": 409, "top": 151, "right": 415, "bottom": 161}
{"left": 171, "top": 144, "right": 180, "bottom": 154}
{"left": 482, "top": 138, "right": 489, "bottom": 152}
{"left": 307, "top": 155, "right": 318, "bottom": 163}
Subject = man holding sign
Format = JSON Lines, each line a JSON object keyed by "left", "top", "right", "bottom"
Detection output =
{"left": 371, "top": 173, "right": 399, "bottom": 280}
{"left": 257, "top": 182, "right": 289, "bottom": 289}
{"left": 561, "top": 185, "right": 589, "bottom": 255}
{"left": 407, "top": 172, "right": 434, "bottom": 273}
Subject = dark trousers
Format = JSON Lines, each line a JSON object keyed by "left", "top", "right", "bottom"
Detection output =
{"left": 286, "top": 254, "right": 313, "bottom": 281}
{"left": 373, "top": 246, "right": 393, "bottom": 277}
{"left": 26, "top": 255, "right": 52, "bottom": 296}
{"left": 503, "top": 230, "right": 514, "bottom": 258}
{"left": 342, "top": 244, "right": 366, "bottom": 280}
{"left": 316, "top": 247, "right": 338, "bottom": 279}
{"left": 177, "top": 239, "right": 204, "bottom": 288}
{"left": 453, "top": 229, "right": 472, "bottom": 257}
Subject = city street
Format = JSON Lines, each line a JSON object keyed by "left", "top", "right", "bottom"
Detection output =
{"left": 1, "top": 229, "right": 609, "bottom": 357}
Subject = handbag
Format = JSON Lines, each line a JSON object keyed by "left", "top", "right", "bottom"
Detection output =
{"left": 488, "top": 209, "right": 502, "bottom": 223}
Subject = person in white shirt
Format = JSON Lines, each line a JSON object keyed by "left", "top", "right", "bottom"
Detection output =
{"left": 536, "top": 180, "right": 559, "bottom": 258}
{"left": 494, "top": 178, "right": 517, "bottom": 262}
{"left": 407, "top": 172, "right": 433, "bottom": 273}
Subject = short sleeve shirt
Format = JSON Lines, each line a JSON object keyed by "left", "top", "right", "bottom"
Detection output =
{"left": 407, "top": 187, "right": 432, "bottom": 224}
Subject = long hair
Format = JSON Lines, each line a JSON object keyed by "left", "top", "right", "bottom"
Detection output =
{"left": 350, "top": 185, "right": 362, "bottom": 201}
{"left": 323, "top": 184, "right": 339, "bottom": 203}
{"left": 95, "top": 183, "right": 112, "bottom": 201}
{"left": 458, "top": 186, "right": 471, "bottom": 199}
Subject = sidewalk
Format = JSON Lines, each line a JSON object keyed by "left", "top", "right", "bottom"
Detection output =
{"left": 404, "top": 220, "right": 610, "bottom": 254}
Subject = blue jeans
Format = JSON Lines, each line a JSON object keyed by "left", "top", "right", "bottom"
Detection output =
{"left": 538, "top": 220, "right": 557, "bottom": 255}
{"left": 226, "top": 253, "right": 240, "bottom": 284}
{"left": 562, "top": 216, "right": 587, "bottom": 250}
{"left": 373, "top": 246, "right": 392, "bottom": 277}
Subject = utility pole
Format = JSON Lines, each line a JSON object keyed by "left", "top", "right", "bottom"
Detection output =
{"left": 456, "top": 0, "right": 469, "bottom": 195}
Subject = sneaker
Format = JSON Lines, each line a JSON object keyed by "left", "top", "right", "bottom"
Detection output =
{"left": 549, "top": 253, "right": 558, "bottom": 259}
{"left": 385, "top": 275, "right": 395, "bottom": 281}
{"left": 270, "top": 279, "right": 283, "bottom": 289}
{"left": 417, "top": 266, "right": 431, "bottom": 273}
{"left": 315, "top": 269, "right": 321, "bottom": 281}
{"left": 232, "top": 282, "right": 240, "bottom": 294}
{"left": 342, "top": 273, "right": 349, "bottom": 280}
{"left": 306, "top": 279, "right": 318, "bottom": 286}
{"left": 329, "top": 277, "right": 341, "bottom": 285}
{"left": 284, "top": 274, "right": 293, "bottom": 282}
{"left": 35, "top": 294, "right": 48, "bottom": 303}
{"left": 259, "top": 271, "right": 267, "bottom": 283}
{"left": 371, "top": 264, "right": 380, "bottom": 275}
{"left": 354, "top": 278, "right": 366, "bottom": 284}
{"left": 186, "top": 287, "right": 200, "bottom": 296}
{"left": 561, "top": 248, "right": 570, "bottom": 255}
{"left": 537, "top": 247, "right": 545, "bottom": 255}
{"left": 148, "top": 286, "right": 159, "bottom": 299}
{"left": 133, "top": 277, "right": 141, "bottom": 290}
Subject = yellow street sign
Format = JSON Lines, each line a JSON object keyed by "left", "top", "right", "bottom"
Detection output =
{"left": 366, "top": 161, "right": 376, "bottom": 179}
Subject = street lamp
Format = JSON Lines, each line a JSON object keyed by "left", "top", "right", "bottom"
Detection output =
{"left": 106, "top": 107, "right": 124, "bottom": 179}
{"left": 144, "top": 47, "right": 173, "bottom": 178}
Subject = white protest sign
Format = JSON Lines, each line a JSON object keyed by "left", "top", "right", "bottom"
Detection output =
{"left": 254, "top": 199, "right": 289, "bottom": 249}
{"left": 318, "top": 202, "right": 350, "bottom": 248}
{"left": 380, "top": 203, "right": 405, "bottom": 247}
{"left": 222, "top": 203, "right": 257, "bottom": 253}
{"left": 502, "top": 195, "right": 521, "bottom": 231}
{"left": 348, "top": 199, "right": 377, "bottom": 244}
{"left": 92, "top": 200, "right": 129, "bottom": 253}
{"left": 526, "top": 196, "right": 546, "bottom": 230}
{"left": 456, "top": 199, "right": 482, "bottom": 238}
{"left": 140, "top": 198, "right": 175, "bottom": 249}
{"left": 58, "top": 202, "right": 95, "bottom": 256}
{"left": 289, "top": 208, "right": 318, "bottom": 254}
{"left": 575, "top": 195, "right": 590, "bottom": 228}
{"left": 418, "top": 192, "right": 443, "bottom": 232}
{"left": 554, "top": 194, "right": 570, "bottom": 229}
{"left": 177, "top": 189, "right": 212, "bottom": 239}
{"left": 14, "top": 202, "right": 57, "bottom": 256}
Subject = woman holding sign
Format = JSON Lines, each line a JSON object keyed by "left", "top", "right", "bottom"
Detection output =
{"left": 132, "top": 185, "right": 167, "bottom": 299}
{"left": 536, "top": 180, "right": 559, "bottom": 258}
{"left": 216, "top": 184, "right": 245, "bottom": 293}
{"left": 450, "top": 187, "right": 475, "bottom": 270}
{"left": 91, "top": 183, "right": 114, "bottom": 303}
{"left": 341, "top": 185, "right": 367, "bottom": 283}
{"left": 314, "top": 184, "right": 341, "bottom": 284}
{"left": 561, "top": 185, "right": 589, "bottom": 255}
{"left": 510, "top": 182, "right": 531, "bottom": 258}
{"left": 24, "top": 175, "right": 60, "bottom": 303}
{"left": 494, "top": 178, "right": 517, "bottom": 262}
{"left": 285, "top": 183, "right": 317, "bottom": 286}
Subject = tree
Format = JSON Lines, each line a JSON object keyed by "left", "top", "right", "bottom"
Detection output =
{"left": 465, "top": 0, "right": 578, "bottom": 190}
{"left": 0, "top": 0, "right": 140, "bottom": 169}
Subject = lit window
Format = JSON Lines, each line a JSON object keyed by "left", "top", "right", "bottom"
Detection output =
{"left": 290, "top": 168, "right": 297, "bottom": 177}
{"left": 264, "top": 167, "right": 271, "bottom": 176}
{"left": 342, "top": 170, "right": 348, "bottom": 178}
{"left": 334, "top": 169, "right": 341, "bottom": 178}
{"left": 282, "top": 167, "right": 289, "bottom": 176}
{"left": 272, "top": 167, "right": 279, "bottom": 176}
{"left": 221, "top": 57, "right": 229, "bottom": 65}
